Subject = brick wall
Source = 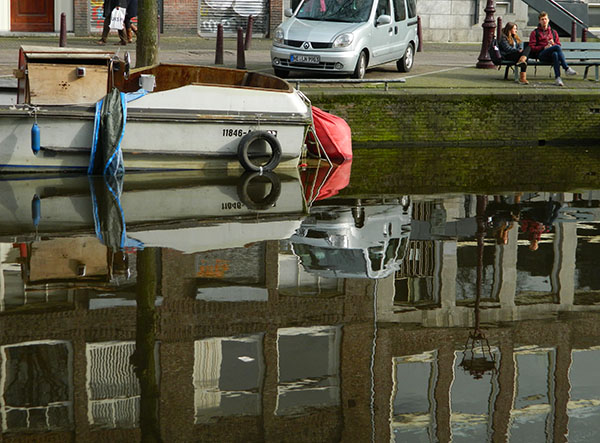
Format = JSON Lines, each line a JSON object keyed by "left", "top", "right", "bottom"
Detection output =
{"left": 308, "top": 92, "right": 600, "bottom": 146}
{"left": 270, "top": 0, "right": 284, "bottom": 36}
{"left": 163, "top": 0, "right": 198, "bottom": 35}
{"left": 73, "top": 0, "right": 90, "bottom": 36}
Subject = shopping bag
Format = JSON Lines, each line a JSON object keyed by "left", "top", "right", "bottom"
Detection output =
{"left": 109, "top": 7, "right": 126, "bottom": 30}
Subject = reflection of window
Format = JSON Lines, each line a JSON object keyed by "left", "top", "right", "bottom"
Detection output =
{"left": 511, "top": 346, "right": 555, "bottom": 439}
{"left": 278, "top": 245, "right": 343, "bottom": 296}
{"left": 194, "top": 334, "right": 264, "bottom": 423}
{"left": 86, "top": 342, "right": 145, "bottom": 429}
{"left": 0, "top": 341, "right": 72, "bottom": 432}
{"left": 276, "top": 326, "right": 341, "bottom": 416}
{"left": 451, "top": 349, "right": 499, "bottom": 438}
{"left": 575, "top": 223, "right": 600, "bottom": 303}
{"left": 391, "top": 351, "right": 437, "bottom": 440}
{"left": 569, "top": 347, "right": 600, "bottom": 440}
{"left": 516, "top": 232, "right": 556, "bottom": 304}
{"left": 456, "top": 243, "right": 497, "bottom": 303}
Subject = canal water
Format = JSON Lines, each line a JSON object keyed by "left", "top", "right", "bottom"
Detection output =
{"left": 0, "top": 151, "right": 599, "bottom": 442}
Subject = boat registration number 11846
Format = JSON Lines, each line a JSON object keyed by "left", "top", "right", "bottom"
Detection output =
{"left": 222, "top": 129, "right": 277, "bottom": 137}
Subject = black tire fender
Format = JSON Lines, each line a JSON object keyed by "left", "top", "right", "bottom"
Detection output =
{"left": 237, "top": 130, "right": 282, "bottom": 172}
{"left": 237, "top": 171, "right": 282, "bottom": 210}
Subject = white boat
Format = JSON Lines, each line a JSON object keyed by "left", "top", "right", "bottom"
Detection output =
{"left": 0, "top": 46, "right": 312, "bottom": 173}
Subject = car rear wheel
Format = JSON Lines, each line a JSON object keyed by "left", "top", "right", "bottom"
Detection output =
{"left": 396, "top": 44, "right": 414, "bottom": 73}
{"left": 274, "top": 67, "right": 289, "bottom": 78}
{"left": 352, "top": 51, "right": 367, "bottom": 79}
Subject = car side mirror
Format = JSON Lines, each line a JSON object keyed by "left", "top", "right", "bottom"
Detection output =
{"left": 376, "top": 14, "right": 391, "bottom": 25}
{"left": 284, "top": 8, "right": 293, "bottom": 17}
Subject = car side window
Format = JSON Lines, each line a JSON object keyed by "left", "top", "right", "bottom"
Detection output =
{"left": 392, "top": 0, "right": 406, "bottom": 21}
{"left": 376, "top": 0, "right": 390, "bottom": 18}
{"left": 406, "top": 0, "right": 416, "bottom": 18}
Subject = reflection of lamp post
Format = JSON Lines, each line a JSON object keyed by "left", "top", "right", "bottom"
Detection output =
{"left": 459, "top": 196, "right": 496, "bottom": 378}
{"left": 476, "top": 0, "right": 497, "bottom": 69}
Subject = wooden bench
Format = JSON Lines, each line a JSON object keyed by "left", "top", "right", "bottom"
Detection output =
{"left": 501, "top": 42, "right": 600, "bottom": 82}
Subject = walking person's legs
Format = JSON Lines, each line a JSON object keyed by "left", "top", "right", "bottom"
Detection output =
{"left": 97, "top": 15, "right": 111, "bottom": 44}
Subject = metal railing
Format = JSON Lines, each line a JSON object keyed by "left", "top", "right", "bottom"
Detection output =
{"left": 289, "top": 78, "right": 407, "bottom": 91}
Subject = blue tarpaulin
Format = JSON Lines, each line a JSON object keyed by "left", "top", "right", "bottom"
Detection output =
{"left": 88, "top": 88, "right": 147, "bottom": 176}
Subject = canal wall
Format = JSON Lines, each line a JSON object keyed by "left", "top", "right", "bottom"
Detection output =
{"left": 307, "top": 91, "right": 600, "bottom": 146}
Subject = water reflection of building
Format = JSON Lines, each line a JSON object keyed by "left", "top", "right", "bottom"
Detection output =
{"left": 0, "top": 191, "right": 599, "bottom": 440}
{"left": 377, "top": 191, "right": 600, "bottom": 441}
{"left": 0, "top": 239, "right": 376, "bottom": 440}
{"left": 383, "top": 192, "right": 600, "bottom": 326}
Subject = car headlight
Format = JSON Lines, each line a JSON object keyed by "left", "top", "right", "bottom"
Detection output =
{"left": 274, "top": 28, "right": 284, "bottom": 45}
{"left": 333, "top": 33, "right": 353, "bottom": 48}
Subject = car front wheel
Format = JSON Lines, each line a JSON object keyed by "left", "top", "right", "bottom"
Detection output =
{"left": 352, "top": 51, "right": 367, "bottom": 79}
{"left": 396, "top": 44, "right": 414, "bottom": 73}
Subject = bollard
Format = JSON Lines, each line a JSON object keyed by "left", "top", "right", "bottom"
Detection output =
{"left": 496, "top": 17, "right": 502, "bottom": 41}
{"left": 417, "top": 16, "right": 423, "bottom": 52}
{"left": 236, "top": 27, "right": 246, "bottom": 69}
{"left": 244, "top": 15, "right": 254, "bottom": 50}
{"left": 215, "top": 24, "right": 224, "bottom": 64}
{"left": 571, "top": 21, "right": 576, "bottom": 42}
{"left": 59, "top": 13, "right": 67, "bottom": 47}
{"left": 582, "top": 28, "right": 588, "bottom": 42}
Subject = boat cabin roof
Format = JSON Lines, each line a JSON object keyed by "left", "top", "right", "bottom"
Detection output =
{"left": 20, "top": 45, "right": 115, "bottom": 62}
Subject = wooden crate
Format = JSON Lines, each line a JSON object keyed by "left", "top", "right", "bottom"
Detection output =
{"left": 27, "top": 63, "right": 109, "bottom": 105}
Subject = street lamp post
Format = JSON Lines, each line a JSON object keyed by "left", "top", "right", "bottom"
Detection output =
{"left": 476, "top": 0, "right": 497, "bottom": 68}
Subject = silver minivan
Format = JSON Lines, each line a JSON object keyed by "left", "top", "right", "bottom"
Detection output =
{"left": 271, "top": 0, "right": 418, "bottom": 78}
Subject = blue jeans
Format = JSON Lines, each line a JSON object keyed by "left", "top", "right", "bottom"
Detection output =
{"left": 538, "top": 45, "right": 568, "bottom": 78}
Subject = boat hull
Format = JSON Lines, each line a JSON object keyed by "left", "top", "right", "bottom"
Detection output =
{"left": 0, "top": 84, "right": 311, "bottom": 172}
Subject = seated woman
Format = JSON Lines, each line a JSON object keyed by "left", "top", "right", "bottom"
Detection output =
{"left": 499, "top": 22, "right": 531, "bottom": 85}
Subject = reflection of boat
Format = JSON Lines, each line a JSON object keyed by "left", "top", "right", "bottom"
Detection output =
{"left": 289, "top": 198, "right": 412, "bottom": 279}
{"left": 0, "top": 46, "right": 312, "bottom": 172}
{"left": 0, "top": 170, "right": 307, "bottom": 252}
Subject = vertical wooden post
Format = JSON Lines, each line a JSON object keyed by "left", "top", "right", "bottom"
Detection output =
{"left": 244, "top": 15, "right": 254, "bottom": 50}
{"left": 417, "top": 16, "right": 423, "bottom": 52}
{"left": 215, "top": 24, "right": 224, "bottom": 64}
{"left": 236, "top": 27, "right": 246, "bottom": 69}
{"left": 496, "top": 17, "right": 502, "bottom": 41}
{"left": 59, "top": 13, "right": 67, "bottom": 47}
{"left": 571, "top": 21, "right": 576, "bottom": 42}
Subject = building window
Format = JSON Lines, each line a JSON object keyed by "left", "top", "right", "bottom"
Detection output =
{"left": 0, "top": 341, "right": 72, "bottom": 433}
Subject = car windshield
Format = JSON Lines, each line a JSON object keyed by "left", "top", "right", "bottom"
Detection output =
{"left": 296, "top": 0, "right": 373, "bottom": 23}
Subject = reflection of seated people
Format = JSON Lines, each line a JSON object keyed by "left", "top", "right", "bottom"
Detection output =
{"left": 519, "top": 199, "right": 562, "bottom": 251}
{"left": 486, "top": 196, "right": 520, "bottom": 245}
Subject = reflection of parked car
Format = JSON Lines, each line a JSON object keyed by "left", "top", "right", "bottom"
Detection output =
{"left": 290, "top": 199, "right": 412, "bottom": 278}
{"left": 271, "top": 0, "right": 418, "bottom": 79}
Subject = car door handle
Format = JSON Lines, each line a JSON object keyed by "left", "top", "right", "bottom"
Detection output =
{"left": 395, "top": 26, "right": 398, "bottom": 34}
